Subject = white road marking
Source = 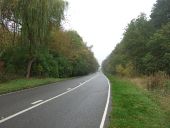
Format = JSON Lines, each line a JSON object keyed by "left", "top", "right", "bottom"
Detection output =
{"left": 31, "top": 100, "right": 43, "bottom": 105}
{"left": 67, "top": 88, "right": 71, "bottom": 91}
{"left": 0, "top": 75, "right": 98, "bottom": 124}
{"left": 100, "top": 75, "right": 111, "bottom": 128}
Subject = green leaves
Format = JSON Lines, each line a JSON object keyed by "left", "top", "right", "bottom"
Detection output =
{"left": 103, "top": 14, "right": 154, "bottom": 75}
{"left": 103, "top": 1, "right": 170, "bottom": 76}
{"left": 150, "top": 0, "right": 170, "bottom": 29}
{"left": 50, "top": 30, "right": 99, "bottom": 77}
{"left": 147, "top": 23, "right": 170, "bottom": 74}
{"left": 0, "top": 0, "right": 98, "bottom": 80}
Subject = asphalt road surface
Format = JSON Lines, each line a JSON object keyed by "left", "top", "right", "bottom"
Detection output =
{"left": 0, "top": 72, "right": 110, "bottom": 128}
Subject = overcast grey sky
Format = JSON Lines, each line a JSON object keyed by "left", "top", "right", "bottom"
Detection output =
{"left": 64, "top": 0, "right": 156, "bottom": 64}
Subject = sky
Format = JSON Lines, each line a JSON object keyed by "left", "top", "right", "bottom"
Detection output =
{"left": 64, "top": 0, "right": 157, "bottom": 64}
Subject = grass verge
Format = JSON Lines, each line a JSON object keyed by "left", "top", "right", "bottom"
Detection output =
{"left": 108, "top": 75, "right": 169, "bottom": 128}
{"left": 0, "top": 78, "right": 63, "bottom": 95}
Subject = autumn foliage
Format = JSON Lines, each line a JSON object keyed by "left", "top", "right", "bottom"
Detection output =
{"left": 0, "top": 0, "right": 98, "bottom": 81}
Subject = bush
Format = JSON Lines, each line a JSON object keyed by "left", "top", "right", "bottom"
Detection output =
{"left": 147, "top": 71, "right": 170, "bottom": 94}
{"left": 3, "top": 45, "right": 28, "bottom": 75}
{"left": 0, "top": 72, "right": 20, "bottom": 83}
{"left": 32, "top": 52, "right": 59, "bottom": 78}
{"left": 58, "top": 56, "right": 72, "bottom": 78}
{"left": 0, "top": 73, "right": 8, "bottom": 83}
{"left": 115, "top": 63, "right": 136, "bottom": 77}
{"left": 164, "top": 80, "right": 170, "bottom": 95}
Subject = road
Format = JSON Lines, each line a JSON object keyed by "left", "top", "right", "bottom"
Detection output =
{"left": 0, "top": 72, "right": 110, "bottom": 128}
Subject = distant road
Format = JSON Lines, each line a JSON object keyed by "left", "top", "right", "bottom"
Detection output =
{"left": 0, "top": 72, "right": 110, "bottom": 128}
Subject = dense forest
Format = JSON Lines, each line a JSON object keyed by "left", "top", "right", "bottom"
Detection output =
{"left": 102, "top": 0, "right": 170, "bottom": 77}
{"left": 0, "top": 0, "right": 99, "bottom": 82}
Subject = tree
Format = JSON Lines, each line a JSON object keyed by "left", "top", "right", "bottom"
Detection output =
{"left": 147, "top": 22, "right": 170, "bottom": 74}
{"left": 102, "top": 14, "right": 155, "bottom": 76}
{"left": 121, "top": 14, "right": 155, "bottom": 73}
{"left": 15, "top": 0, "right": 67, "bottom": 78}
{"left": 150, "top": 0, "right": 170, "bottom": 29}
{"left": 50, "top": 30, "right": 99, "bottom": 76}
{"left": 0, "top": 0, "right": 99, "bottom": 80}
{"left": 103, "top": 1, "right": 170, "bottom": 77}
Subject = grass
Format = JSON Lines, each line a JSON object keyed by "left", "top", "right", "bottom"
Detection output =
{"left": 130, "top": 76, "right": 170, "bottom": 128}
{"left": 107, "top": 75, "right": 169, "bottom": 128}
{"left": 0, "top": 78, "right": 63, "bottom": 95}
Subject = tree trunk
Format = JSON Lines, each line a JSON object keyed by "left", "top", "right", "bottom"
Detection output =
{"left": 13, "top": 23, "right": 16, "bottom": 45}
{"left": 26, "top": 58, "right": 35, "bottom": 78}
{"left": 0, "top": 60, "right": 4, "bottom": 73}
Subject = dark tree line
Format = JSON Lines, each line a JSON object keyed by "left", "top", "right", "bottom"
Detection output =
{"left": 102, "top": 0, "right": 170, "bottom": 76}
{"left": 0, "top": 0, "right": 99, "bottom": 81}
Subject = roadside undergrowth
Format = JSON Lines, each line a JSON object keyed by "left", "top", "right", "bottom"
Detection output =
{"left": 0, "top": 78, "right": 63, "bottom": 95}
{"left": 108, "top": 75, "right": 169, "bottom": 128}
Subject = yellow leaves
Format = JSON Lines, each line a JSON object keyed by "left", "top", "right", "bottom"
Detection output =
{"left": 50, "top": 30, "right": 88, "bottom": 61}
{"left": 116, "top": 63, "right": 135, "bottom": 77}
{"left": 116, "top": 65, "right": 125, "bottom": 76}
{"left": 50, "top": 30, "right": 72, "bottom": 57}
{"left": 0, "top": 28, "right": 13, "bottom": 50}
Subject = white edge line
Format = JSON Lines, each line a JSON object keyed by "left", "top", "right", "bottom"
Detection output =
{"left": 100, "top": 75, "right": 111, "bottom": 128}
{"left": 0, "top": 75, "right": 98, "bottom": 124}
{"left": 31, "top": 100, "right": 43, "bottom": 105}
{"left": 67, "top": 88, "right": 72, "bottom": 91}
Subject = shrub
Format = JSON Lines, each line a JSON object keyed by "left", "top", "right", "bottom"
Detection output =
{"left": 32, "top": 53, "right": 59, "bottom": 78}
{"left": 147, "top": 71, "right": 170, "bottom": 94}
{"left": 115, "top": 63, "right": 136, "bottom": 77}
{"left": 164, "top": 80, "right": 170, "bottom": 95}
{"left": 0, "top": 72, "right": 8, "bottom": 83}
{"left": 0, "top": 72, "right": 20, "bottom": 83}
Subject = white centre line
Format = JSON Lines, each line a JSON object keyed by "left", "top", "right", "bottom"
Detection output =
{"left": 0, "top": 75, "right": 98, "bottom": 124}
{"left": 31, "top": 100, "right": 43, "bottom": 105}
